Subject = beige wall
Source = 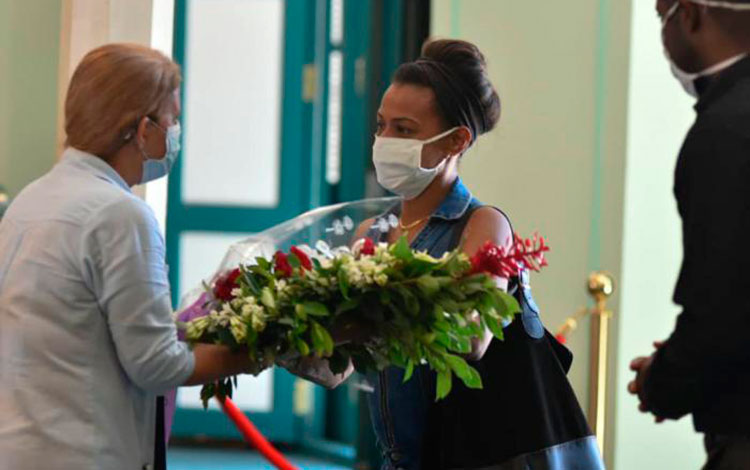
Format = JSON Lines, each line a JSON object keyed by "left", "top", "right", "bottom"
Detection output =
{"left": 0, "top": 0, "right": 63, "bottom": 197}
{"left": 0, "top": 0, "right": 169, "bottom": 209}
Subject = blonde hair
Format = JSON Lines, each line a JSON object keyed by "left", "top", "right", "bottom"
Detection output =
{"left": 64, "top": 43, "right": 181, "bottom": 157}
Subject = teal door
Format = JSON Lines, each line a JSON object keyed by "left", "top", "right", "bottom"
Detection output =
{"left": 166, "top": 0, "right": 414, "bottom": 458}
{"left": 167, "top": 0, "right": 321, "bottom": 443}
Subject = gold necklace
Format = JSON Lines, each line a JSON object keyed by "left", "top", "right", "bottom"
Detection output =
{"left": 399, "top": 215, "right": 429, "bottom": 231}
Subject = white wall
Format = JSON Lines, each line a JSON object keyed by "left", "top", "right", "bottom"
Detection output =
{"left": 612, "top": 1, "right": 704, "bottom": 468}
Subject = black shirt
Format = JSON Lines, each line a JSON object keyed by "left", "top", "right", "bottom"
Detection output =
{"left": 644, "top": 56, "right": 750, "bottom": 434}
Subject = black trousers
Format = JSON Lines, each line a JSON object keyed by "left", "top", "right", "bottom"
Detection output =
{"left": 703, "top": 434, "right": 750, "bottom": 470}
{"left": 155, "top": 396, "right": 166, "bottom": 470}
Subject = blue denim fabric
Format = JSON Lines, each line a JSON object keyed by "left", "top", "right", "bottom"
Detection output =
{"left": 365, "top": 178, "right": 481, "bottom": 470}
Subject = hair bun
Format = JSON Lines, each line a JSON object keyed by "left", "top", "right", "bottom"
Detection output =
{"left": 420, "top": 39, "right": 501, "bottom": 135}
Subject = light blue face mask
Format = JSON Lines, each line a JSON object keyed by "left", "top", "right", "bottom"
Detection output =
{"left": 140, "top": 120, "right": 181, "bottom": 184}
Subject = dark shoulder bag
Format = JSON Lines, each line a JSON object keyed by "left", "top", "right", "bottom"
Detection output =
{"left": 421, "top": 206, "right": 604, "bottom": 470}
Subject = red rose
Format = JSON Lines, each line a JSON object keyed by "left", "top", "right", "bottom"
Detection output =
{"left": 290, "top": 246, "right": 313, "bottom": 271}
{"left": 214, "top": 268, "right": 242, "bottom": 301}
{"left": 360, "top": 237, "right": 376, "bottom": 256}
{"left": 274, "top": 251, "right": 293, "bottom": 278}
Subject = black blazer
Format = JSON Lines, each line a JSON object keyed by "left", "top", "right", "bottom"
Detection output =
{"left": 644, "top": 57, "right": 750, "bottom": 434}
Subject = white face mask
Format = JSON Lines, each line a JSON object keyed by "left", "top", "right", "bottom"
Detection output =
{"left": 372, "top": 127, "right": 458, "bottom": 200}
{"left": 661, "top": 0, "right": 750, "bottom": 98}
{"left": 139, "top": 120, "right": 181, "bottom": 184}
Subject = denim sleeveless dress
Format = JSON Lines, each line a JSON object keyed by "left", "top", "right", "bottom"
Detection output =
{"left": 364, "top": 178, "right": 603, "bottom": 470}
{"left": 365, "top": 178, "right": 481, "bottom": 470}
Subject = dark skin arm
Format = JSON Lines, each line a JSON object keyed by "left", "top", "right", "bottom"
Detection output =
{"left": 458, "top": 207, "right": 512, "bottom": 361}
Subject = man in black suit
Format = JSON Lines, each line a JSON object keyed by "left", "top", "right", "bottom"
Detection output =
{"left": 629, "top": 1, "right": 750, "bottom": 469}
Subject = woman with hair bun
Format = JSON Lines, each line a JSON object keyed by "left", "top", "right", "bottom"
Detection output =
{"left": 284, "top": 38, "right": 604, "bottom": 470}
{"left": 367, "top": 37, "right": 603, "bottom": 470}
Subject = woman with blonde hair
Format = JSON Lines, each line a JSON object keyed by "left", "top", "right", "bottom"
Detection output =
{"left": 0, "top": 44, "right": 265, "bottom": 470}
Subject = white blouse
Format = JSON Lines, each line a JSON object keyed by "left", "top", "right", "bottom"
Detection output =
{"left": 0, "top": 148, "right": 195, "bottom": 470}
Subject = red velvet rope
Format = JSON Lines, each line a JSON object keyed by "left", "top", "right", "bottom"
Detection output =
{"left": 218, "top": 397, "right": 299, "bottom": 470}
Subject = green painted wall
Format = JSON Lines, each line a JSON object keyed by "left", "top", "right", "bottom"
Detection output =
{"left": 0, "top": 0, "right": 61, "bottom": 197}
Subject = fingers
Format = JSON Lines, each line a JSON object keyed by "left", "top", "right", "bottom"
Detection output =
{"left": 653, "top": 340, "right": 665, "bottom": 349}
{"left": 630, "top": 356, "right": 648, "bottom": 371}
{"left": 655, "top": 416, "right": 666, "bottom": 423}
{"left": 627, "top": 380, "right": 639, "bottom": 394}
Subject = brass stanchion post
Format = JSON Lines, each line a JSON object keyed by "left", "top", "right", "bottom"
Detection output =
{"left": 586, "top": 272, "right": 614, "bottom": 458}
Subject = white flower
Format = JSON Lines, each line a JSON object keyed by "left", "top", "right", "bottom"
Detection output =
{"left": 319, "top": 258, "right": 333, "bottom": 269}
{"left": 229, "top": 316, "right": 248, "bottom": 342}
{"left": 185, "top": 316, "right": 210, "bottom": 341}
{"left": 375, "top": 273, "right": 389, "bottom": 286}
{"left": 250, "top": 313, "right": 267, "bottom": 332}
{"left": 237, "top": 297, "right": 268, "bottom": 332}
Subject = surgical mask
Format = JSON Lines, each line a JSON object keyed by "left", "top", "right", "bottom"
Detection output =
{"left": 661, "top": 0, "right": 750, "bottom": 98}
{"left": 140, "top": 121, "right": 181, "bottom": 184}
{"left": 372, "top": 127, "right": 458, "bottom": 200}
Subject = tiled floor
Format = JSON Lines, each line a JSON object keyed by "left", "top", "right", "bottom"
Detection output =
{"left": 168, "top": 446, "right": 351, "bottom": 470}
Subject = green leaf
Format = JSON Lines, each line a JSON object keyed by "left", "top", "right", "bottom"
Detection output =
{"left": 335, "top": 297, "right": 361, "bottom": 315}
{"left": 239, "top": 266, "right": 262, "bottom": 296}
{"left": 338, "top": 269, "right": 350, "bottom": 299}
{"left": 310, "top": 321, "right": 334, "bottom": 357}
{"left": 250, "top": 265, "right": 275, "bottom": 282}
{"left": 402, "top": 359, "right": 415, "bottom": 383}
{"left": 445, "top": 354, "right": 483, "bottom": 389}
{"left": 256, "top": 257, "right": 271, "bottom": 270}
{"left": 216, "top": 328, "right": 239, "bottom": 349}
{"left": 395, "top": 285, "right": 420, "bottom": 316}
{"left": 494, "top": 291, "right": 521, "bottom": 316}
{"left": 436, "top": 370, "right": 453, "bottom": 400}
{"left": 302, "top": 301, "right": 329, "bottom": 317}
{"left": 485, "top": 315, "right": 505, "bottom": 341}
{"left": 294, "top": 303, "right": 307, "bottom": 321}
{"left": 296, "top": 338, "right": 311, "bottom": 356}
{"left": 287, "top": 253, "right": 301, "bottom": 269}
{"left": 391, "top": 236, "right": 413, "bottom": 261}
{"left": 407, "top": 259, "right": 440, "bottom": 277}
{"left": 416, "top": 275, "right": 441, "bottom": 297}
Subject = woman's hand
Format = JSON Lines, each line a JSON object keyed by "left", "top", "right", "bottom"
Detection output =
{"left": 277, "top": 355, "right": 354, "bottom": 390}
{"left": 184, "top": 344, "right": 271, "bottom": 386}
